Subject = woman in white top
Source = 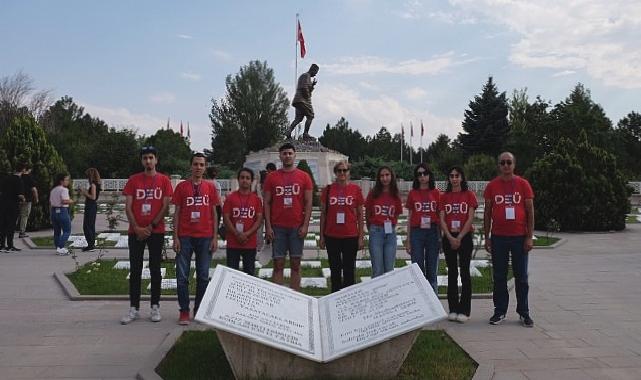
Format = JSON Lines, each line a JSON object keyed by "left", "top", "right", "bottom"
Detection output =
{"left": 50, "top": 173, "right": 73, "bottom": 255}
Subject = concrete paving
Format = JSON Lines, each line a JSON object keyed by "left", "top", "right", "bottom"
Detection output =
{"left": 1, "top": 215, "right": 641, "bottom": 379}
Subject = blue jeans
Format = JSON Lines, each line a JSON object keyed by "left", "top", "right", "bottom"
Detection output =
{"left": 491, "top": 235, "right": 529, "bottom": 316}
{"left": 176, "top": 237, "right": 212, "bottom": 312}
{"left": 272, "top": 226, "right": 304, "bottom": 258}
{"left": 51, "top": 207, "right": 71, "bottom": 249}
{"left": 368, "top": 225, "right": 397, "bottom": 278}
{"left": 410, "top": 226, "right": 440, "bottom": 293}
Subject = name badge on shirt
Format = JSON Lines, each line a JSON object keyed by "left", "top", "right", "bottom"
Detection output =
{"left": 420, "top": 216, "right": 431, "bottom": 229}
{"left": 336, "top": 212, "right": 345, "bottom": 224}
{"left": 190, "top": 211, "right": 200, "bottom": 223}
{"left": 451, "top": 220, "right": 461, "bottom": 231}
{"left": 283, "top": 197, "right": 293, "bottom": 207}
{"left": 505, "top": 207, "right": 516, "bottom": 220}
{"left": 384, "top": 220, "right": 393, "bottom": 234}
{"left": 235, "top": 222, "right": 244, "bottom": 233}
{"left": 141, "top": 203, "right": 152, "bottom": 216}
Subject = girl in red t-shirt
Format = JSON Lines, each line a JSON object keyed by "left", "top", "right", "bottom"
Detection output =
{"left": 320, "top": 161, "right": 365, "bottom": 292}
{"left": 438, "top": 166, "right": 477, "bottom": 323}
{"left": 406, "top": 163, "right": 441, "bottom": 294}
{"left": 365, "top": 166, "right": 402, "bottom": 277}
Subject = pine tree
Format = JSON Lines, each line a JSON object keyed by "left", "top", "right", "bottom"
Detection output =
{"left": 458, "top": 77, "right": 509, "bottom": 158}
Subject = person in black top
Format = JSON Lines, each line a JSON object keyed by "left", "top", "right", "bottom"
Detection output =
{"left": 18, "top": 165, "right": 38, "bottom": 238}
{"left": 0, "top": 163, "right": 26, "bottom": 252}
{"left": 78, "top": 168, "right": 101, "bottom": 252}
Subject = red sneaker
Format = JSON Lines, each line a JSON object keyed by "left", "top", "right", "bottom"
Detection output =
{"left": 178, "top": 311, "right": 190, "bottom": 326}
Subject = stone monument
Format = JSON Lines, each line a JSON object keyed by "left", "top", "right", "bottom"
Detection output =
{"left": 195, "top": 264, "right": 446, "bottom": 379}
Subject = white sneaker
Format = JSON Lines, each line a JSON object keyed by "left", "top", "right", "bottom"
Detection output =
{"left": 56, "top": 247, "right": 69, "bottom": 256}
{"left": 121, "top": 307, "right": 139, "bottom": 325}
{"left": 448, "top": 312, "right": 458, "bottom": 321}
{"left": 150, "top": 305, "right": 162, "bottom": 322}
{"left": 457, "top": 314, "right": 469, "bottom": 323}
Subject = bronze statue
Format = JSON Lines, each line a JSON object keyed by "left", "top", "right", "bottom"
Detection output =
{"left": 286, "top": 64, "right": 319, "bottom": 140}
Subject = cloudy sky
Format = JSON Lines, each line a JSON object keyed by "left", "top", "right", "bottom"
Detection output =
{"left": 3, "top": 0, "right": 641, "bottom": 151}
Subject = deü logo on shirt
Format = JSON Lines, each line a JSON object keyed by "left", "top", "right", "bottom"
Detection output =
{"left": 136, "top": 188, "right": 162, "bottom": 200}
{"left": 329, "top": 196, "right": 354, "bottom": 206}
{"left": 374, "top": 205, "right": 396, "bottom": 216}
{"left": 413, "top": 201, "right": 437, "bottom": 213}
{"left": 232, "top": 207, "right": 256, "bottom": 219}
{"left": 186, "top": 195, "right": 210, "bottom": 206}
{"left": 275, "top": 184, "right": 301, "bottom": 196}
{"left": 494, "top": 192, "right": 522, "bottom": 204}
{"left": 444, "top": 202, "right": 469, "bottom": 214}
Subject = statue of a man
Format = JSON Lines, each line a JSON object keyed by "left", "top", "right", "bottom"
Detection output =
{"left": 286, "top": 64, "right": 319, "bottom": 140}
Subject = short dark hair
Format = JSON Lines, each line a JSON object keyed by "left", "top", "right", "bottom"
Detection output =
{"left": 53, "top": 172, "right": 69, "bottom": 187}
{"left": 237, "top": 167, "right": 254, "bottom": 181}
{"left": 206, "top": 166, "right": 218, "bottom": 178}
{"left": 140, "top": 146, "right": 158, "bottom": 158}
{"left": 266, "top": 162, "right": 277, "bottom": 171}
{"left": 15, "top": 163, "right": 27, "bottom": 172}
{"left": 191, "top": 152, "right": 206, "bottom": 164}
{"left": 279, "top": 143, "right": 296, "bottom": 152}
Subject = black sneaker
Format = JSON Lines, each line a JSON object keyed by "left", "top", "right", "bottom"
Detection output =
{"left": 19, "top": 233, "right": 28, "bottom": 238}
{"left": 82, "top": 247, "right": 95, "bottom": 252}
{"left": 7, "top": 247, "right": 21, "bottom": 252}
{"left": 489, "top": 313, "right": 506, "bottom": 325}
{"left": 520, "top": 314, "right": 534, "bottom": 328}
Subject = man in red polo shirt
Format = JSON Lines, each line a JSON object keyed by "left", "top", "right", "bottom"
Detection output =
{"left": 263, "top": 143, "right": 313, "bottom": 291}
{"left": 484, "top": 152, "right": 535, "bottom": 327}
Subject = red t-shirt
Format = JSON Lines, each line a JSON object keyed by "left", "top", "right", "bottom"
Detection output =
{"left": 172, "top": 180, "right": 219, "bottom": 238}
{"left": 223, "top": 191, "right": 263, "bottom": 249}
{"left": 406, "top": 188, "right": 441, "bottom": 228}
{"left": 483, "top": 176, "right": 534, "bottom": 236}
{"left": 123, "top": 172, "right": 173, "bottom": 234}
{"left": 321, "top": 183, "right": 364, "bottom": 238}
{"left": 264, "top": 168, "right": 312, "bottom": 228}
{"left": 365, "top": 191, "right": 403, "bottom": 226}
{"left": 439, "top": 190, "right": 478, "bottom": 232}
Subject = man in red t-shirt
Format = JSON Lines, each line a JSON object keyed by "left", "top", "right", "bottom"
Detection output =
{"left": 121, "top": 146, "right": 173, "bottom": 325}
{"left": 172, "top": 153, "right": 219, "bottom": 325}
{"left": 263, "top": 143, "right": 313, "bottom": 290}
{"left": 223, "top": 168, "right": 263, "bottom": 276}
{"left": 484, "top": 152, "right": 535, "bottom": 328}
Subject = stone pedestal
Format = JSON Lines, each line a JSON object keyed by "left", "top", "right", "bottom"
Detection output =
{"left": 216, "top": 328, "right": 419, "bottom": 380}
{"left": 243, "top": 140, "right": 348, "bottom": 187}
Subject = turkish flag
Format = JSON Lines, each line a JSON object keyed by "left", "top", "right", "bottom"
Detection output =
{"left": 298, "top": 20, "right": 306, "bottom": 58}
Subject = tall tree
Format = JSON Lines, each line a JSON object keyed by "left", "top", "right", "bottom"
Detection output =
{"left": 143, "top": 129, "right": 192, "bottom": 176}
{"left": 318, "top": 117, "right": 368, "bottom": 160}
{"left": 457, "top": 77, "right": 509, "bottom": 158}
{"left": 425, "top": 134, "right": 463, "bottom": 178}
{"left": 613, "top": 111, "right": 641, "bottom": 179}
{"left": 210, "top": 60, "right": 289, "bottom": 167}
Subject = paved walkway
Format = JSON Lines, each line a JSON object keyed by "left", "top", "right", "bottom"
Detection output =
{"left": 1, "top": 220, "right": 640, "bottom": 379}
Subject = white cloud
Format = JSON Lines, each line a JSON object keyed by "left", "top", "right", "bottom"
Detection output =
{"left": 394, "top": 0, "right": 423, "bottom": 19}
{"left": 82, "top": 103, "right": 167, "bottom": 136}
{"left": 212, "top": 49, "right": 232, "bottom": 62}
{"left": 552, "top": 70, "right": 577, "bottom": 77}
{"left": 177, "top": 34, "right": 193, "bottom": 40}
{"left": 149, "top": 91, "right": 176, "bottom": 104}
{"left": 324, "top": 52, "right": 473, "bottom": 76}
{"left": 450, "top": 0, "right": 641, "bottom": 88}
{"left": 180, "top": 72, "right": 202, "bottom": 81}
{"left": 312, "top": 83, "right": 460, "bottom": 147}
{"left": 405, "top": 87, "right": 427, "bottom": 100}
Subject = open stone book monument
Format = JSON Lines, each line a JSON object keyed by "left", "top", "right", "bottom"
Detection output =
{"left": 195, "top": 264, "right": 446, "bottom": 379}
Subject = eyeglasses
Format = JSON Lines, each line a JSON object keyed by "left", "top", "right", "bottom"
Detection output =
{"left": 449, "top": 174, "right": 460, "bottom": 178}
{"left": 499, "top": 160, "right": 513, "bottom": 166}
{"left": 335, "top": 169, "right": 349, "bottom": 173}
{"left": 416, "top": 171, "right": 428, "bottom": 177}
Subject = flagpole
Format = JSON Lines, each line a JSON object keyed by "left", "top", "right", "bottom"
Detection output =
{"left": 400, "top": 123, "right": 404, "bottom": 163}
{"left": 295, "top": 13, "right": 299, "bottom": 94}
{"left": 410, "top": 122, "right": 413, "bottom": 166}
{"left": 420, "top": 120, "right": 423, "bottom": 163}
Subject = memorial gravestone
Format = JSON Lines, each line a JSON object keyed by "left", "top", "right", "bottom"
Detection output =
{"left": 195, "top": 263, "right": 446, "bottom": 379}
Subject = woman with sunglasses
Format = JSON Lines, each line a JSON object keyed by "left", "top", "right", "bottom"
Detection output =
{"left": 439, "top": 166, "right": 477, "bottom": 323}
{"left": 319, "top": 161, "right": 364, "bottom": 292}
{"left": 406, "top": 163, "right": 441, "bottom": 293}
{"left": 365, "top": 166, "right": 402, "bottom": 278}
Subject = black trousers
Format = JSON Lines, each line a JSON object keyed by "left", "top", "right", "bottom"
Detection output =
{"left": 226, "top": 248, "right": 257, "bottom": 276}
{"left": 443, "top": 232, "right": 473, "bottom": 316}
{"left": 0, "top": 202, "right": 19, "bottom": 248}
{"left": 325, "top": 236, "right": 358, "bottom": 293}
{"left": 128, "top": 233, "right": 164, "bottom": 308}
{"left": 83, "top": 203, "right": 97, "bottom": 248}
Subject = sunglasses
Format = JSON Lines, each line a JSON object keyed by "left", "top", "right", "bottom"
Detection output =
{"left": 141, "top": 146, "right": 157, "bottom": 153}
{"left": 499, "top": 160, "right": 513, "bottom": 166}
{"left": 335, "top": 169, "right": 349, "bottom": 173}
{"left": 416, "top": 171, "right": 429, "bottom": 177}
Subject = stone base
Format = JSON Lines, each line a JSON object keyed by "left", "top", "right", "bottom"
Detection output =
{"left": 216, "top": 329, "right": 419, "bottom": 379}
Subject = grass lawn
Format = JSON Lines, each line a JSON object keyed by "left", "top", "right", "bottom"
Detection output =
{"left": 533, "top": 236, "right": 560, "bottom": 246}
{"left": 156, "top": 330, "right": 477, "bottom": 380}
{"left": 31, "top": 236, "right": 117, "bottom": 248}
{"left": 626, "top": 214, "right": 640, "bottom": 224}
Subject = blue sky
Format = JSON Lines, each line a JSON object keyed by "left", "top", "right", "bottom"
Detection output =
{"left": 3, "top": 0, "right": 640, "bottom": 151}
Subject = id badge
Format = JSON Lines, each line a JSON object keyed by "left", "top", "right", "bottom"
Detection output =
{"left": 420, "top": 216, "right": 431, "bottom": 229}
{"left": 336, "top": 212, "right": 346, "bottom": 224}
{"left": 384, "top": 220, "right": 393, "bottom": 234}
{"left": 190, "top": 211, "right": 200, "bottom": 223}
{"left": 141, "top": 203, "right": 152, "bottom": 216}
{"left": 505, "top": 207, "right": 516, "bottom": 220}
{"left": 283, "top": 197, "right": 293, "bottom": 207}
{"left": 55, "top": 208, "right": 61, "bottom": 214}
{"left": 451, "top": 220, "right": 461, "bottom": 231}
{"left": 235, "top": 222, "right": 244, "bottom": 232}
